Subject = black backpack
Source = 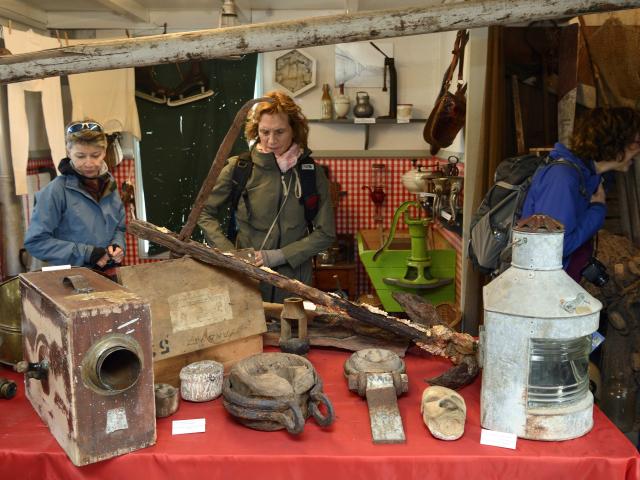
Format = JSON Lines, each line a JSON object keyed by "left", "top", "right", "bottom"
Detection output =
{"left": 468, "top": 154, "right": 587, "bottom": 276}
{"left": 222, "top": 151, "right": 320, "bottom": 241}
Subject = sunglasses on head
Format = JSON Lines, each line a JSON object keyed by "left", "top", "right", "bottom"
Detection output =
{"left": 66, "top": 122, "right": 103, "bottom": 135}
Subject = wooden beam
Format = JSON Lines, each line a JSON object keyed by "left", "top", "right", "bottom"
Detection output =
{"left": 2, "top": 0, "right": 639, "bottom": 84}
{"left": 128, "top": 219, "right": 477, "bottom": 363}
{"left": 0, "top": 0, "right": 47, "bottom": 31}
{"left": 94, "top": 0, "right": 150, "bottom": 23}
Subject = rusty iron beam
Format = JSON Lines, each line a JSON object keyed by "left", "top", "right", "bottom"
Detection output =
{"left": 2, "top": 0, "right": 640, "bottom": 84}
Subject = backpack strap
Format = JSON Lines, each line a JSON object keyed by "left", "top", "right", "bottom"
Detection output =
{"left": 230, "top": 151, "right": 253, "bottom": 211}
{"left": 296, "top": 155, "right": 319, "bottom": 225}
{"left": 224, "top": 151, "right": 253, "bottom": 240}
{"left": 230, "top": 151, "right": 320, "bottom": 229}
{"left": 547, "top": 158, "right": 587, "bottom": 198}
{"left": 495, "top": 180, "right": 526, "bottom": 191}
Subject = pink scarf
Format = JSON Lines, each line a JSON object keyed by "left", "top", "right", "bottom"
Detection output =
{"left": 277, "top": 143, "right": 301, "bottom": 172}
{"left": 257, "top": 143, "right": 301, "bottom": 173}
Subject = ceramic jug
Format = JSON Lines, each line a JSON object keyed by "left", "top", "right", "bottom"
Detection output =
{"left": 334, "top": 84, "right": 350, "bottom": 119}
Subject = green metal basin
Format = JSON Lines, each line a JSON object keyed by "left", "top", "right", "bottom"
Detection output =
{"left": 357, "top": 232, "right": 456, "bottom": 313}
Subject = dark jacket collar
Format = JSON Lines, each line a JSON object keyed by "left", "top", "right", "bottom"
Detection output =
{"left": 58, "top": 157, "right": 116, "bottom": 201}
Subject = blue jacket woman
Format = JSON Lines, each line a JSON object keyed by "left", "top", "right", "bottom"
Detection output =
{"left": 522, "top": 108, "right": 640, "bottom": 281}
{"left": 24, "top": 121, "right": 126, "bottom": 269}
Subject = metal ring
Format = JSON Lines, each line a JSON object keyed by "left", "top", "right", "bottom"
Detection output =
{"left": 309, "top": 391, "right": 335, "bottom": 427}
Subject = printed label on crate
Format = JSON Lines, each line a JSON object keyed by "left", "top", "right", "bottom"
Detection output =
{"left": 106, "top": 407, "right": 129, "bottom": 434}
{"left": 169, "top": 288, "right": 232, "bottom": 332}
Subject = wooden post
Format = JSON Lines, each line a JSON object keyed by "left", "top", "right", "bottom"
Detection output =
{"left": 2, "top": 0, "right": 639, "bottom": 84}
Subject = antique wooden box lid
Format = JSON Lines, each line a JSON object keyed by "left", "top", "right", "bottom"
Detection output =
{"left": 20, "top": 268, "right": 144, "bottom": 314}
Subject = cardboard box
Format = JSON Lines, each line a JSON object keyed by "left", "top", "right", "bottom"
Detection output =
{"left": 118, "top": 257, "right": 266, "bottom": 363}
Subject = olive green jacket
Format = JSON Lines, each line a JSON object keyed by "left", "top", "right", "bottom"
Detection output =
{"left": 198, "top": 147, "right": 336, "bottom": 302}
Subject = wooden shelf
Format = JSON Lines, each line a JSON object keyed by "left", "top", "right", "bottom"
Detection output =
{"left": 308, "top": 118, "right": 426, "bottom": 150}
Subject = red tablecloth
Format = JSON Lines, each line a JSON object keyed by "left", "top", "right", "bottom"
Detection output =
{"left": 1, "top": 348, "right": 638, "bottom": 480}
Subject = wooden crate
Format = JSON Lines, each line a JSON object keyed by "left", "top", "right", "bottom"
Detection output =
{"left": 20, "top": 268, "right": 156, "bottom": 466}
{"left": 118, "top": 257, "right": 266, "bottom": 385}
{"left": 154, "top": 334, "right": 263, "bottom": 387}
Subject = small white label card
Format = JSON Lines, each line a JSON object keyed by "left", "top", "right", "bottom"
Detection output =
{"left": 42, "top": 265, "right": 71, "bottom": 271}
{"left": 353, "top": 117, "right": 376, "bottom": 124}
{"left": 396, "top": 118, "right": 410, "bottom": 124}
{"left": 480, "top": 428, "right": 518, "bottom": 450}
{"left": 172, "top": 418, "right": 206, "bottom": 435}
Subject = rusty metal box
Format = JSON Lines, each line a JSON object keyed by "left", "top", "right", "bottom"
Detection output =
{"left": 19, "top": 268, "right": 156, "bottom": 466}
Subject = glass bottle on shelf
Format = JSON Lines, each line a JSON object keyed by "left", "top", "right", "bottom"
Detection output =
{"left": 321, "top": 84, "right": 333, "bottom": 120}
{"left": 600, "top": 372, "right": 636, "bottom": 433}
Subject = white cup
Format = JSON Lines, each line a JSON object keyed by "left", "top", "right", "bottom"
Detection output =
{"left": 397, "top": 104, "right": 413, "bottom": 121}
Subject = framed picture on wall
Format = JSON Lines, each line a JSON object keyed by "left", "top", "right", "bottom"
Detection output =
{"left": 335, "top": 41, "right": 393, "bottom": 87}
{"left": 274, "top": 49, "right": 316, "bottom": 97}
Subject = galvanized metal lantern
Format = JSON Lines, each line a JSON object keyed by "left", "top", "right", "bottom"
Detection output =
{"left": 480, "top": 215, "right": 601, "bottom": 441}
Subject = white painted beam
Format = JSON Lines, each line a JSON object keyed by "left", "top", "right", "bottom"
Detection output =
{"left": 0, "top": 0, "right": 47, "bottom": 30}
{"left": 94, "top": 0, "right": 150, "bottom": 23}
{"left": 1, "top": 0, "right": 640, "bottom": 84}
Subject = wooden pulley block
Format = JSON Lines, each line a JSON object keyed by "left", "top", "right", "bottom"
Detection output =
{"left": 222, "top": 353, "right": 334, "bottom": 434}
{"left": 344, "top": 348, "right": 408, "bottom": 444}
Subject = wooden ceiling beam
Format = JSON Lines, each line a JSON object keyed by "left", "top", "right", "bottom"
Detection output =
{"left": 94, "top": 0, "right": 150, "bottom": 23}
{"left": 0, "top": 0, "right": 47, "bottom": 31}
{"left": 1, "top": 0, "right": 639, "bottom": 84}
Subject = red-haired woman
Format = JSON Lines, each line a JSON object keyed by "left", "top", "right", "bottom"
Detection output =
{"left": 199, "top": 91, "right": 336, "bottom": 302}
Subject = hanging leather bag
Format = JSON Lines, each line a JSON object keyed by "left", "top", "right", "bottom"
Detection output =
{"left": 423, "top": 30, "right": 469, "bottom": 156}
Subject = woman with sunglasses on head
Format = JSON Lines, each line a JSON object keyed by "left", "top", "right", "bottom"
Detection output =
{"left": 24, "top": 120, "right": 126, "bottom": 274}
{"left": 198, "top": 91, "right": 336, "bottom": 303}
{"left": 521, "top": 107, "right": 640, "bottom": 282}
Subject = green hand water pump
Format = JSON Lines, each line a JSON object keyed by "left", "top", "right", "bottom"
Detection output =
{"left": 373, "top": 200, "right": 452, "bottom": 289}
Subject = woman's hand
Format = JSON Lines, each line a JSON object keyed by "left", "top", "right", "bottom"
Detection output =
{"left": 107, "top": 245, "right": 124, "bottom": 264}
{"left": 591, "top": 182, "right": 606, "bottom": 204}
{"left": 257, "top": 249, "right": 286, "bottom": 268}
{"left": 95, "top": 253, "right": 110, "bottom": 268}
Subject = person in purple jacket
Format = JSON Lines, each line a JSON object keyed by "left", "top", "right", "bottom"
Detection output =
{"left": 522, "top": 107, "right": 640, "bottom": 282}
